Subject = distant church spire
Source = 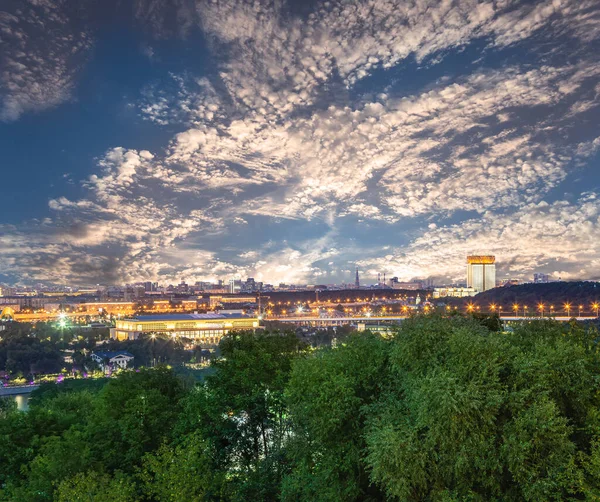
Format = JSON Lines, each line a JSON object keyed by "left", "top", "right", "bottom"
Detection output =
{"left": 355, "top": 266, "right": 360, "bottom": 288}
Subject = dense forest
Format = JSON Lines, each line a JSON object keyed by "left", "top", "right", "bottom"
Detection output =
{"left": 2, "top": 316, "right": 600, "bottom": 501}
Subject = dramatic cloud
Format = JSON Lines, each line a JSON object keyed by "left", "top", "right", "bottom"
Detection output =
{"left": 361, "top": 194, "right": 600, "bottom": 283}
{"left": 0, "top": 0, "right": 92, "bottom": 121}
{"left": 1, "top": 0, "right": 600, "bottom": 285}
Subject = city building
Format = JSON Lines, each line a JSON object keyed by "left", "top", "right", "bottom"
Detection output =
{"left": 111, "top": 312, "right": 260, "bottom": 345}
{"left": 466, "top": 255, "right": 496, "bottom": 292}
{"left": 229, "top": 279, "right": 242, "bottom": 294}
{"left": 76, "top": 301, "right": 136, "bottom": 316}
{"left": 209, "top": 295, "right": 256, "bottom": 308}
{"left": 533, "top": 273, "right": 550, "bottom": 284}
{"left": 91, "top": 350, "right": 134, "bottom": 373}
{"left": 388, "top": 278, "right": 424, "bottom": 290}
{"left": 433, "top": 287, "right": 478, "bottom": 299}
{"left": 356, "top": 322, "right": 400, "bottom": 337}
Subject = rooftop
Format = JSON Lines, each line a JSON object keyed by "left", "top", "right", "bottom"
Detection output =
{"left": 93, "top": 350, "right": 134, "bottom": 359}
{"left": 128, "top": 313, "right": 253, "bottom": 322}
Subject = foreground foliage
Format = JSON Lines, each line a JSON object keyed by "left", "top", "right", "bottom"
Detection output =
{"left": 1, "top": 319, "right": 599, "bottom": 501}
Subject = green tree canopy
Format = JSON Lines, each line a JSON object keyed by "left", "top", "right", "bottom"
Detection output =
{"left": 364, "top": 317, "right": 600, "bottom": 501}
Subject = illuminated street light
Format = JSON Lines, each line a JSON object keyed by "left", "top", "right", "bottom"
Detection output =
{"left": 593, "top": 303, "right": 600, "bottom": 317}
{"left": 538, "top": 303, "right": 544, "bottom": 316}
{"left": 57, "top": 311, "right": 68, "bottom": 329}
{"left": 564, "top": 303, "right": 572, "bottom": 318}
{"left": 513, "top": 304, "right": 519, "bottom": 317}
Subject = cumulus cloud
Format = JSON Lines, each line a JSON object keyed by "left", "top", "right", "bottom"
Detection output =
{"left": 0, "top": 0, "right": 92, "bottom": 121}
{"left": 361, "top": 195, "right": 600, "bottom": 283}
{"left": 2, "top": 0, "right": 600, "bottom": 285}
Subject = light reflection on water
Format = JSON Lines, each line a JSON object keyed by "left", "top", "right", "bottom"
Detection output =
{"left": 14, "top": 394, "right": 29, "bottom": 411}
{"left": 2, "top": 394, "right": 30, "bottom": 412}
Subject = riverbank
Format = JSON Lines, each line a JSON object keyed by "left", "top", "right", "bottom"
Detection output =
{"left": 0, "top": 385, "right": 39, "bottom": 396}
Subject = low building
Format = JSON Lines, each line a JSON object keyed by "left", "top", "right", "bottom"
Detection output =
{"left": 209, "top": 295, "right": 256, "bottom": 308}
{"left": 433, "top": 287, "right": 478, "bottom": 298}
{"left": 76, "top": 301, "right": 136, "bottom": 316}
{"left": 91, "top": 350, "right": 134, "bottom": 373}
{"left": 111, "top": 313, "right": 260, "bottom": 345}
{"left": 356, "top": 322, "right": 400, "bottom": 337}
{"left": 388, "top": 278, "right": 423, "bottom": 290}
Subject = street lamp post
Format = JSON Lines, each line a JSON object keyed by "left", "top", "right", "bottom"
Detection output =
{"left": 564, "top": 303, "right": 572, "bottom": 318}
{"left": 593, "top": 303, "right": 600, "bottom": 317}
{"left": 538, "top": 303, "right": 544, "bottom": 317}
{"left": 513, "top": 304, "right": 519, "bottom": 317}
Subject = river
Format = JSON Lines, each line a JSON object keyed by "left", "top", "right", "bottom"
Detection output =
{"left": 1, "top": 387, "right": 38, "bottom": 412}
{"left": 12, "top": 393, "right": 30, "bottom": 411}
{"left": 1, "top": 393, "right": 30, "bottom": 411}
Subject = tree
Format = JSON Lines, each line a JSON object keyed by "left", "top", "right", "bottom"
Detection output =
{"left": 0, "top": 330, "right": 63, "bottom": 377}
{"left": 140, "top": 431, "right": 223, "bottom": 501}
{"left": 55, "top": 471, "right": 137, "bottom": 502}
{"left": 364, "top": 316, "right": 600, "bottom": 501}
{"left": 283, "top": 332, "right": 389, "bottom": 501}
{"left": 87, "top": 366, "right": 186, "bottom": 471}
{"left": 177, "top": 330, "right": 307, "bottom": 500}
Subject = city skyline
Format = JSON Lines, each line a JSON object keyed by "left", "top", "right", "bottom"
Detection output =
{"left": 2, "top": 0, "right": 600, "bottom": 286}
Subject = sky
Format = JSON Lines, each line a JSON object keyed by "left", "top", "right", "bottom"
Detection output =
{"left": 1, "top": 0, "right": 600, "bottom": 287}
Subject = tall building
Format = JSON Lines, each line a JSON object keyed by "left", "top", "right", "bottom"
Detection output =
{"left": 355, "top": 267, "right": 360, "bottom": 288}
{"left": 533, "top": 273, "right": 549, "bottom": 284}
{"left": 466, "top": 255, "right": 496, "bottom": 292}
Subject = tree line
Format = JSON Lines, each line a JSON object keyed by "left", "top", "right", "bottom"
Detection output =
{"left": 0, "top": 322, "right": 207, "bottom": 380}
{"left": 2, "top": 315, "right": 600, "bottom": 501}
{"left": 469, "top": 281, "right": 600, "bottom": 311}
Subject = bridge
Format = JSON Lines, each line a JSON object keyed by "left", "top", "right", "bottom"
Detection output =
{"left": 268, "top": 315, "right": 598, "bottom": 326}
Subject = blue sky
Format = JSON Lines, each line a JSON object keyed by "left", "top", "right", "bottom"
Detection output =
{"left": 1, "top": 0, "right": 600, "bottom": 287}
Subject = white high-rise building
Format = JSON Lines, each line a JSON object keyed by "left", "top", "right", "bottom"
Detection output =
{"left": 467, "top": 255, "right": 496, "bottom": 292}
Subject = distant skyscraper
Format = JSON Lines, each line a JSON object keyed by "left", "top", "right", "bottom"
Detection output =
{"left": 466, "top": 255, "right": 496, "bottom": 292}
{"left": 533, "top": 273, "right": 549, "bottom": 284}
{"left": 355, "top": 267, "right": 360, "bottom": 288}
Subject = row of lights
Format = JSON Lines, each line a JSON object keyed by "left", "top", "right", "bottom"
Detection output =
{"left": 269, "top": 302, "right": 600, "bottom": 318}
{"left": 465, "top": 302, "right": 600, "bottom": 316}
